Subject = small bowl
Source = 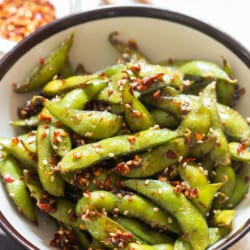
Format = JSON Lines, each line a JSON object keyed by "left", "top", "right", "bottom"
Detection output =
{"left": 0, "top": 0, "right": 76, "bottom": 54}
{"left": 0, "top": 5, "right": 249, "bottom": 250}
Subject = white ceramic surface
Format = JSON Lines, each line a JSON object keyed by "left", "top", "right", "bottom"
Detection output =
{"left": 0, "top": 6, "right": 249, "bottom": 250}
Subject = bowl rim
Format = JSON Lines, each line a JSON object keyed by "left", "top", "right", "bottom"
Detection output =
{"left": 0, "top": 5, "right": 249, "bottom": 250}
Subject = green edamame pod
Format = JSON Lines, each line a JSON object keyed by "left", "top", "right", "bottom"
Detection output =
{"left": 116, "top": 216, "right": 173, "bottom": 244}
{"left": 58, "top": 59, "right": 73, "bottom": 79}
{"left": 216, "top": 80, "right": 235, "bottom": 106}
{"left": 19, "top": 131, "right": 37, "bottom": 154}
{"left": 151, "top": 109, "right": 180, "bottom": 129}
{"left": 0, "top": 137, "right": 37, "bottom": 169}
{"left": 177, "top": 162, "right": 209, "bottom": 188}
{"left": 174, "top": 237, "right": 192, "bottom": 250}
{"left": 124, "top": 179, "right": 209, "bottom": 250}
{"left": 9, "top": 115, "right": 39, "bottom": 128}
{"left": 211, "top": 210, "right": 235, "bottom": 228}
{"left": 43, "top": 74, "right": 99, "bottom": 96}
{"left": 191, "top": 183, "right": 222, "bottom": 216}
{"left": 23, "top": 170, "right": 84, "bottom": 229}
{"left": 109, "top": 31, "right": 150, "bottom": 65}
{"left": 49, "top": 125, "right": 72, "bottom": 157}
{"left": 58, "top": 128, "right": 178, "bottom": 173}
{"left": 178, "top": 60, "right": 237, "bottom": 84}
{"left": 76, "top": 211, "right": 137, "bottom": 249}
{"left": 113, "top": 138, "right": 188, "bottom": 178}
{"left": 201, "top": 82, "right": 231, "bottom": 165}
{"left": 229, "top": 142, "right": 250, "bottom": 164}
{"left": 212, "top": 165, "right": 236, "bottom": 209}
{"left": 125, "top": 243, "right": 174, "bottom": 250}
{"left": 15, "top": 33, "right": 74, "bottom": 93}
{"left": 76, "top": 190, "right": 180, "bottom": 234}
{"left": 0, "top": 153, "right": 36, "bottom": 222}
{"left": 37, "top": 124, "right": 64, "bottom": 196}
{"left": 46, "top": 101, "right": 123, "bottom": 139}
{"left": 142, "top": 93, "right": 250, "bottom": 144}
{"left": 224, "top": 163, "right": 249, "bottom": 208}
{"left": 123, "top": 81, "right": 155, "bottom": 132}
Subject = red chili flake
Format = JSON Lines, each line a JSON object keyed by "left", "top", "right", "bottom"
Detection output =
{"left": 104, "top": 177, "right": 112, "bottom": 190}
{"left": 113, "top": 162, "right": 130, "bottom": 175}
{"left": 11, "top": 137, "right": 19, "bottom": 144}
{"left": 153, "top": 90, "right": 161, "bottom": 99}
{"left": 128, "top": 136, "right": 136, "bottom": 144}
{"left": 37, "top": 191, "right": 57, "bottom": 213}
{"left": 4, "top": 176, "right": 15, "bottom": 183}
{"left": 39, "top": 113, "right": 52, "bottom": 122}
{"left": 182, "top": 157, "right": 196, "bottom": 163}
{"left": 129, "top": 63, "right": 141, "bottom": 73}
{"left": 236, "top": 142, "right": 247, "bottom": 154}
{"left": 194, "top": 132, "right": 204, "bottom": 141}
{"left": 50, "top": 228, "right": 81, "bottom": 250}
{"left": 165, "top": 150, "right": 177, "bottom": 159}
{"left": 39, "top": 57, "right": 46, "bottom": 65}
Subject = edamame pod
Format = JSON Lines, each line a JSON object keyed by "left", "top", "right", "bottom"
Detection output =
{"left": 201, "top": 82, "right": 231, "bottom": 165}
{"left": 23, "top": 170, "right": 84, "bottom": 229}
{"left": 0, "top": 137, "right": 37, "bottom": 169}
{"left": 123, "top": 81, "right": 155, "bottom": 132}
{"left": 124, "top": 179, "right": 209, "bottom": 250}
{"left": 125, "top": 243, "right": 174, "bottom": 250}
{"left": 178, "top": 60, "right": 237, "bottom": 84}
{"left": 116, "top": 216, "right": 173, "bottom": 244}
{"left": 37, "top": 124, "right": 64, "bottom": 196}
{"left": 76, "top": 190, "right": 180, "bottom": 234}
{"left": 229, "top": 142, "right": 250, "bottom": 164}
{"left": 46, "top": 101, "right": 123, "bottom": 139}
{"left": 212, "top": 165, "right": 236, "bottom": 209}
{"left": 15, "top": 33, "right": 74, "bottom": 93}
{"left": 19, "top": 131, "right": 37, "bottom": 154}
{"left": 113, "top": 138, "right": 188, "bottom": 178}
{"left": 224, "top": 163, "right": 249, "bottom": 208}
{"left": 58, "top": 128, "right": 178, "bottom": 173}
{"left": 0, "top": 153, "right": 36, "bottom": 222}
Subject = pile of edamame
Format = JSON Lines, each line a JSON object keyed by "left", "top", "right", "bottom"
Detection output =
{"left": 0, "top": 32, "right": 249, "bottom": 250}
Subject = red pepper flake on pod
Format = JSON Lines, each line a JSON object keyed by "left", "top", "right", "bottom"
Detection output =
{"left": 0, "top": 0, "right": 56, "bottom": 42}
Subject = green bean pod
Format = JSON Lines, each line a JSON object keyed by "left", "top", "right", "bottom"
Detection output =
{"left": 0, "top": 137, "right": 37, "bottom": 169}
{"left": 15, "top": 33, "right": 74, "bottom": 93}
{"left": 123, "top": 81, "right": 155, "bottom": 132}
{"left": 115, "top": 216, "right": 173, "bottom": 245}
{"left": 37, "top": 124, "right": 64, "bottom": 196}
{"left": 113, "top": 138, "right": 188, "bottom": 178}
{"left": 124, "top": 179, "right": 209, "bottom": 250}
{"left": 0, "top": 153, "right": 36, "bottom": 222}
{"left": 58, "top": 128, "right": 178, "bottom": 173}
{"left": 46, "top": 101, "right": 123, "bottom": 139}
{"left": 76, "top": 190, "right": 180, "bottom": 234}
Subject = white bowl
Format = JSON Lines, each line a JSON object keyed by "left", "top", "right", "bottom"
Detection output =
{"left": 0, "top": 5, "right": 249, "bottom": 250}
